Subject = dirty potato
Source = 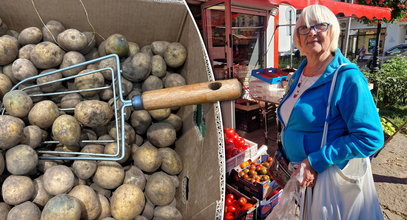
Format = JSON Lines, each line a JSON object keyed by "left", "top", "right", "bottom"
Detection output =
{"left": 0, "top": 35, "right": 19, "bottom": 65}
{"left": 2, "top": 90, "right": 33, "bottom": 117}
{"left": 12, "top": 58, "right": 38, "bottom": 81}
{"left": 42, "top": 20, "right": 65, "bottom": 43}
{"left": 52, "top": 115, "right": 81, "bottom": 146}
{"left": 5, "top": 144, "right": 38, "bottom": 175}
{"left": 60, "top": 51, "right": 86, "bottom": 77}
{"left": 111, "top": 184, "right": 145, "bottom": 220}
{"left": 74, "top": 100, "right": 113, "bottom": 127}
{"left": 18, "top": 27, "right": 42, "bottom": 45}
{"left": 28, "top": 100, "right": 59, "bottom": 129}
{"left": 0, "top": 115, "right": 25, "bottom": 150}
{"left": 163, "top": 42, "right": 187, "bottom": 68}
{"left": 57, "top": 29, "right": 88, "bottom": 51}
{"left": 30, "top": 42, "right": 65, "bottom": 69}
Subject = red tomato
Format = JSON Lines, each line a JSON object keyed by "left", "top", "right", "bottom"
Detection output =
{"left": 228, "top": 205, "right": 237, "bottom": 213}
{"left": 242, "top": 203, "right": 255, "bottom": 211}
{"left": 224, "top": 212, "right": 234, "bottom": 220}
{"left": 224, "top": 128, "right": 236, "bottom": 138}
{"left": 234, "top": 137, "right": 246, "bottom": 149}
{"left": 225, "top": 198, "right": 233, "bottom": 206}
{"left": 225, "top": 138, "right": 234, "bottom": 144}
{"left": 226, "top": 194, "right": 234, "bottom": 201}
{"left": 267, "top": 157, "right": 273, "bottom": 162}
{"left": 238, "top": 197, "right": 247, "bottom": 206}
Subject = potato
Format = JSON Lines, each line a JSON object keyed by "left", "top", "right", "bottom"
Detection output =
{"left": 28, "top": 100, "right": 59, "bottom": 129}
{"left": 0, "top": 35, "right": 18, "bottom": 65}
{"left": 0, "top": 153, "right": 4, "bottom": 176}
{"left": 60, "top": 51, "right": 86, "bottom": 77}
{"left": 81, "top": 144, "right": 105, "bottom": 154}
{"left": 164, "top": 73, "right": 186, "bottom": 88}
{"left": 75, "top": 100, "right": 113, "bottom": 127}
{"left": 80, "top": 32, "right": 96, "bottom": 54}
{"left": 111, "top": 184, "right": 145, "bottom": 220}
{"left": 43, "top": 165, "right": 75, "bottom": 195}
{"left": 142, "top": 75, "right": 163, "bottom": 92}
{"left": 98, "top": 57, "right": 117, "bottom": 80}
{"left": 97, "top": 193, "right": 111, "bottom": 220}
{"left": 159, "top": 148, "right": 183, "bottom": 175}
{"left": 30, "top": 41, "right": 65, "bottom": 69}
{"left": 85, "top": 47, "right": 99, "bottom": 61}
{"left": 162, "top": 114, "right": 183, "bottom": 132}
{"left": 2, "top": 64, "right": 18, "bottom": 84}
{"left": 133, "top": 143, "right": 161, "bottom": 173}
{"left": 145, "top": 172, "right": 176, "bottom": 206}
{"left": 32, "top": 176, "right": 53, "bottom": 207}
{"left": 12, "top": 58, "right": 38, "bottom": 81}
{"left": 74, "top": 69, "right": 105, "bottom": 97}
{"left": 105, "top": 34, "right": 129, "bottom": 57}
{"left": 2, "top": 175, "right": 35, "bottom": 205}
{"left": 36, "top": 69, "right": 63, "bottom": 92}
{"left": 122, "top": 52, "right": 151, "bottom": 82}
{"left": 120, "top": 76, "right": 133, "bottom": 96}
{"left": 104, "top": 142, "right": 131, "bottom": 164}
{"left": 57, "top": 29, "right": 88, "bottom": 51}
{"left": 153, "top": 206, "right": 182, "bottom": 220}
{"left": 41, "top": 194, "right": 81, "bottom": 220}
{"left": 128, "top": 42, "right": 140, "bottom": 56}
{"left": 151, "top": 55, "right": 167, "bottom": 77}
{"left": 19, "top": 44, "right": 35, "bottom": 59}
{"left": 109, "top": 122, "right": 136, "bottom": 144}
{"left": 135, "top": 216, "right": 149, "bottom": 220}
{"left": 71, "top": 156, "right": 97, "bottom": 180}
{"left": 147, "top": 122, "right": 176, "bottom": 148}
{"left": 42, "top": 20, "right": 65, "bottom": 43}
{"left": 37, "top": 153, "right": 63, "bottom": 173}
{"left": 92, "top": 161, "right": 124, "bottom": 189}
{"left": 3, "top": 90, "right": 33, "bottom": 117}
{"left": 148, "top": 108, "right": 171, "bottom": 121}
{"left": 20, "top": 125, "right": 42, "bottom": 148}
{"left": 7, "top": 201, "right": 41, "bottom": 220}
{"left": 68, "top": 185, "right": 101, "bottom": 220}
{"left": 163, "top": 42, "right": 187, "bottom": 68}
{"left": 123, "top": 166, "right": 146, "bottom": 190}
{"left": 18, "top": 83, "right": 44, "bottom": 102}
{"left": 98, "top": 40, "right": 107, "bottom": 57}
{"left": 0, "top": 17, "right": 8, "bottom": 36}
{"left": 52, "top": 115, "right": 81, "bottom": 146}
{"left": 151, "top": 41, "right": 170, "bottom": 56}
{"left": 0, "top": 202, "right": 10, "bottom": 220}
{"left": 0, "top": 73, "right": 12, "bottom": 99}
{"left": 100, "top": 88, "right": 113, "bottom": 101}
{"left": 141, "top": 199, "right": 155, "bottom": 220}
{"left": 5, "top": 144, "right": 38, "bottom": 175}
{"left": 130, "top": 110, "right": 152, "bottom": 135}
{"left": 18, "top": 27, "right": 42, "bottom": 45}
{"left": 90, "top": 183, "right": 111, "bottom": 199}
{"left": 60, "top": 93, "right": 82, "bottom": 109}
{"left": 0, "top": 115, "right": 25, "bottom": 150}
{"left": 54, "top": 145, "right": 80, "bottom": 158}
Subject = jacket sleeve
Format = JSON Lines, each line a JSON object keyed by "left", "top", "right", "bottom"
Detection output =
{"left": 307, "top": 69, "right": 384, "bottom": 173}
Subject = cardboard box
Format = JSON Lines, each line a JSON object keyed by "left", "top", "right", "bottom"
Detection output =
{"left": 226, "top": 138, "right": 258, "bottom": 173}
{"left": 0, "top": 1, "right": 224, "bottom": 219}
{"left": 226, "top": 184, "right": 259, "bottom": 220}
{"left": 228, "top": 155, "right": 280, "bottom": 200}
{"left": 257, "top": 190, "right": 283, "bottom": 219}
{"left": 235, "top": 103, "right": 261, "bottom": 132}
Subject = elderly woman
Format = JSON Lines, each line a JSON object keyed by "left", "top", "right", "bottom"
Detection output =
{"left": 276, "top": 4, "right": 384, "bottom": 219}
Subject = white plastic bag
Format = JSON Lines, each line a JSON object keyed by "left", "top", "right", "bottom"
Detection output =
{"left": 266, "top": 164, "right": 306, "bottom": 220}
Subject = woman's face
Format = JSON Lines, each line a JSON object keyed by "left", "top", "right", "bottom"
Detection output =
{"left": 298, "top": 21, "right": 331, "bottom": 57}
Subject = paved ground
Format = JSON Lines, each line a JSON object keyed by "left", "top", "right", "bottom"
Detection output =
{"left": 371, "top": 133, "right": 407, "bottom": 219}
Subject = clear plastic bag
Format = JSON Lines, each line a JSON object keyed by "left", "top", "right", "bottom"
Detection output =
{"left": 266, "top": 164, "right": 306, "bottom": 220}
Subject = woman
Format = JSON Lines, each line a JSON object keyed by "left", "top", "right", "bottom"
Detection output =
{"left": 276, "top": 4, "right": 384, "bottom": 219}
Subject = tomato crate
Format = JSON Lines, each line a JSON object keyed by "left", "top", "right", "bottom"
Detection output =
{"left": 226, "top": 139, "right": 258, "bottom": 173}
{"left": 226, "top": 184, "right": 259, "bottom": 220}
{"left": 257, "top": 189, "right": 283, "bottom": 219}
{"left": 251, "top": 68, "right": 288, "bottom": 85}
{"left": 228, "top": 155, "right": 280, "bottom": 200}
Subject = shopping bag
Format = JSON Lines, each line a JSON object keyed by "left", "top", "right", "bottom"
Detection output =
{"left": 309, "top": 157, "right": 383, "bottom": 220}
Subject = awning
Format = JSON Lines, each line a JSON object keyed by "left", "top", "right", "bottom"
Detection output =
{"left": 233, "top": 0, "right": 391, "bottom": 20}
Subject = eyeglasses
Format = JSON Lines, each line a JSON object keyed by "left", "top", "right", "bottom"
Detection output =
{"left": 297, "top": 22, "right": 331, "bottom": 35}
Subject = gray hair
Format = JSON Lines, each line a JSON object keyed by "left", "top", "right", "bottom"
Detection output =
{"left": 293, "top": 5, "right": 340, "bottom": 53}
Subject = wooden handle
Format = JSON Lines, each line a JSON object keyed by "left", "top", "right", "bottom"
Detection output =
{"left": 138, "top": 79, "right": 242, "bottom": 110}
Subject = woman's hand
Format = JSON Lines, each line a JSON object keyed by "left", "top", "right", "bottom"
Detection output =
{"left": 293, "top": 158, "right": 318, "bottom": 187}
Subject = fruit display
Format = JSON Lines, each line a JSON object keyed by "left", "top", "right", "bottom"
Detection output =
{"left": 238, "top": 156, "right": 273, "bottom": 184}
{"left": 380, "top": 117, "right": 397, "bottom": 136}
{"left": 224, "top": 191, "right": 256, "bottom": 220}
{"left": 224, "top": 128, "right": 251, "bottom": 159}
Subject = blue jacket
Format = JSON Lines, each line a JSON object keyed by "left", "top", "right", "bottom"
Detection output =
{"left": 277, "top": 49, "right": 384, "bottom": 173}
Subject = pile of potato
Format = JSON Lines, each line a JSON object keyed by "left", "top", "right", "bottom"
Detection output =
{"left": 0, "top": 18, "right": 188, "bottom": 220}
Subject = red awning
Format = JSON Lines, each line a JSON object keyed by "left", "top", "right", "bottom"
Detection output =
{"left": 268, "top": 0, "right": 391, "bottom": 20}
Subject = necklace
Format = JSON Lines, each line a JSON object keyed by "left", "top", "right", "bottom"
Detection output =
{"left": 293, "top": 74, "right": 314, "bottom": 98}
{"left": 303, "top": 55, "right": 333, "bottom": 77}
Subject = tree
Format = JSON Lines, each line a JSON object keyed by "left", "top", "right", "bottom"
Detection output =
{"left": 355, "top": 0, "right": 407, "bottom": 73}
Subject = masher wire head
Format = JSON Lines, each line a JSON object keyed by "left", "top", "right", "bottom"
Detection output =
{"left": 1, "top": 54, "right": 128, "bottom": 161}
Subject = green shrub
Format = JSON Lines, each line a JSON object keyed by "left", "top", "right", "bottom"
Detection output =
{"left": 363, "top": 55, "right": 407, "bottom": 106}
